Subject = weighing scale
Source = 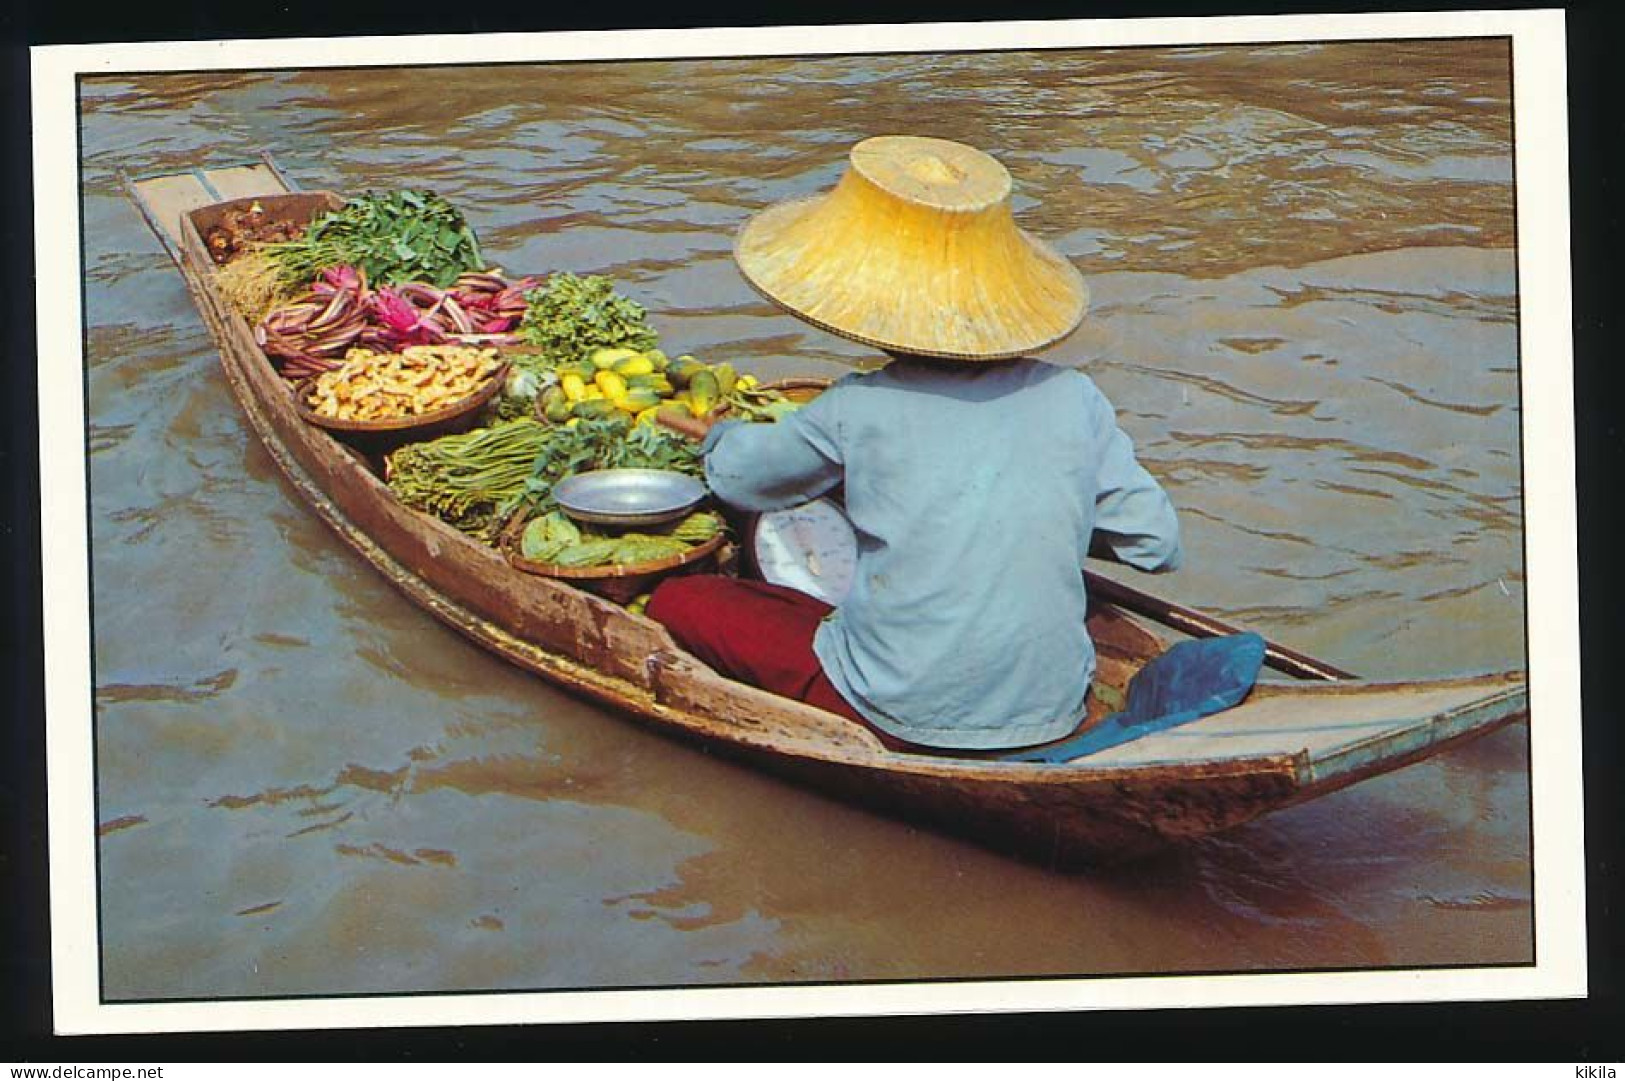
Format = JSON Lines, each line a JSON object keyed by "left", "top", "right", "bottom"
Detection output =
{"left": 742, "top": 496, "right": 860, "bottom": 607}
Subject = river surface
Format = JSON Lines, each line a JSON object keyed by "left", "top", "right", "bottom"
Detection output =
{"left": 78, "top": 39, "right": 1532, "bottom": 1002}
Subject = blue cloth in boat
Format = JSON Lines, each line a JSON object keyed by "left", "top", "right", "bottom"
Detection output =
{"left": 699, "top": 356, "right": 1184, "bottom": 751}
{"left": 1005, "top": 632, "right": 1267, "bottom": 763}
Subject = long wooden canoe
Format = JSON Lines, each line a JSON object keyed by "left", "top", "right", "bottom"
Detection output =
{"left": 122, "top": 161, "right": 1529, "bottom": 867}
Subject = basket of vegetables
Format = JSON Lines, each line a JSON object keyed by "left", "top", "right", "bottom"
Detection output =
{"left": 484, "top": 272, "right": 812, "bottom": 428}
{"left": 384, "top": 415, "right": 706, "bottom": 546}
{"left": 295, "top": 344, "right": 510, "bottom": 454}
{"left": 189, "top": 192, "right": 340, "bottom": 269}
{"left": 255, "top": 265, "right": 540, "bottom": 382}
{"left": 501, "top": 508, "right": 729, "bottom": 604}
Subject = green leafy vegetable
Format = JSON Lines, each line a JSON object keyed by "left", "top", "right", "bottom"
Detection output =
{"left": 387, "top": 415, "right": 702, "bottom": 543}
{"left": 520, "top": 511, "right": 582, "bottom": 562}
{"left": 519, "top": 418, "right": 702, "bottom": 513}
{"left": 550, "top": 538, "right": 623, "bottom": 568}
{"left": 519, "top": 273, "right": 659, "bottom": 365}
{"left": 518, "top": 510, "right": 719, "bottom": 569}
{"left": 493, "top": 353, "right": 555, "bottom": 421}
{"left": 671, "top": 511, "right": 722, "bottom": 543}
{"left": 264, "top": 189, "right": 485, "bottom": 288}
{"left": 385, "top": 417, "right": 552, "bottom": 541}
{"left": 723, "top": 384, "right": 805, "bottom": 423}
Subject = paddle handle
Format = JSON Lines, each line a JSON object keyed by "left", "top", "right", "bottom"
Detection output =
{"left": 1084, "top": 569, "right": 1358, "bottom": 682}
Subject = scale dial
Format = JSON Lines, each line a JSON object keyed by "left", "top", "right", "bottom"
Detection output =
{"left": 748, "top": 497, "right": 859, "bottom": 607}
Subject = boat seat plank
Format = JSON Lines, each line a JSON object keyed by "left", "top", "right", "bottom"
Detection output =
{"left": 129, "top": 164, "right": 291, "bottom": 257}
{"left": 130, "top": 173, "right": 218, "bottom": 253}
{"left": 1071, "top": 676, "right": 1522, "bottom": 774}
{"left": 204, "top": 163, "right": 288, "bottom": 202}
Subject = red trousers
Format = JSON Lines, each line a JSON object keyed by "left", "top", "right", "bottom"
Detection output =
{"left": 646, "top": 575, "right": 913, "bottom": 751}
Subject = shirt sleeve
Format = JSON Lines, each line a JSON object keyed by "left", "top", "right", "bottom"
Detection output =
{"left": 700, "top": 385, "right": 845, "bottom": 512}
{"left": 1086, "top": 385, "right": 1184, "bottom": 573}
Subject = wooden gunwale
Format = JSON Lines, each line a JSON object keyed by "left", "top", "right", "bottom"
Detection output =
{"left": 130, "top": 168, "right": 1531, "bottom": 864}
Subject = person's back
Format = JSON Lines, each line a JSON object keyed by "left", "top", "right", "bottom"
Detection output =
{"left": 702, "top": 355, "right": 1182, "bottom": 749}
{"left": 649, "top": 134, "right": 1182, "bottom": 753}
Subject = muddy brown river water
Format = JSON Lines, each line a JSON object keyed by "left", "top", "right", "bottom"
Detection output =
{"left": 79, "top": 39, "right": 1531, "bottom": 1001}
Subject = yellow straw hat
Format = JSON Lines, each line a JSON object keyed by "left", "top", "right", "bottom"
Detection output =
{"left": 734, "top": 135, "right": 1088, "bottom": 361}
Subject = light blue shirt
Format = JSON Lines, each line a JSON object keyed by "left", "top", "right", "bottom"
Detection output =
{"left": 703, "top": 357, "right": 1183, "bottom": 750}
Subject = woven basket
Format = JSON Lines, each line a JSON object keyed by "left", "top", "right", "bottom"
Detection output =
{"left": 500, "top": 514, "right": 727, "bottom": 604}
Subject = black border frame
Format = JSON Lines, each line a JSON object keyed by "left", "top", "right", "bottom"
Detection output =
{"left": 7, "top": 0, "right": 1619, "bottom": 1063}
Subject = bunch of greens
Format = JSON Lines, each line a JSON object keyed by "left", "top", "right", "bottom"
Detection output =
{"left": 726, "top": 385, "right": 805, "bottom": 423}
{"left": 387, "top": 414, "right": 703, "bottom": 544}
{"left": 493, "top": 353, "right": 555, "bottom": 421}
{"left": 265, "top": 189, "right": 484, "bottom": 289}
{"left": 385, "top": 417, "right": 552, "bottom": 541}
{"left": 519, "top": 510, "right": 722, "bottom": 566}
{"left": 518, "top": 273, "right": 659, "bottom": 365}
{"left": 518, "top": 418, "right": 702, "bottom": 513}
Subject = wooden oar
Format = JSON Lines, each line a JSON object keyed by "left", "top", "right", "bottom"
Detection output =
{"left": 1084, "top": 568, "right": 1358, "bottom": 682}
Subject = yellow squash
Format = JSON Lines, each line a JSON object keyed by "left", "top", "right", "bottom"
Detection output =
{"left": 613, "top": 354, "right": 656, "bottom": 377}
{"left": 594, "top": 370, "right": 629, "bottom": 401}
{"left": 589, "top": 347, "right": 641, "bottom": 370}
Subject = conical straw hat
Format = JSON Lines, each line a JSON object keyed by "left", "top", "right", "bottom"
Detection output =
{"left": 734, "top": 135, "right": 1088, "bottom": 361}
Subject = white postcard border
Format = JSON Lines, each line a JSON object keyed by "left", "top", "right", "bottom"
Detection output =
{"left": 32, "top": 8, "right": 1584, "bottom": 1036}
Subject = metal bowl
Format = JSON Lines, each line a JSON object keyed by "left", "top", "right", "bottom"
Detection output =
{"left": 552, "top": 468, "right": 707, "bottom": 527}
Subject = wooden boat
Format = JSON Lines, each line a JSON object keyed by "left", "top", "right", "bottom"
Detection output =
{"left": 122, "top": 160, "right": 1529, "bottom": 868}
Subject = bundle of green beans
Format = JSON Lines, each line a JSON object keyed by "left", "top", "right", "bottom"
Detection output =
{"left": 385, "top": 417, "right": 552, "bottom": 541}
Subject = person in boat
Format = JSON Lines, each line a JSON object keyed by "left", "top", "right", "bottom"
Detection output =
{"left": 651, "top": 135, "right": 1183, "bottom": 753}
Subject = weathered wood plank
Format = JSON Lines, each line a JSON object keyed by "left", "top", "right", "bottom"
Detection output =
{"left": 203, "top": 163, "right": 285, "bottom": 202}
{"left": 649, "top": 651, "right": 886, "bottom": 752}
{"left": 1071, "top": 674, "right": 1525, "bottom": 769}
{"left": 129, "top": 173, "right": 215, "bottom": 251}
